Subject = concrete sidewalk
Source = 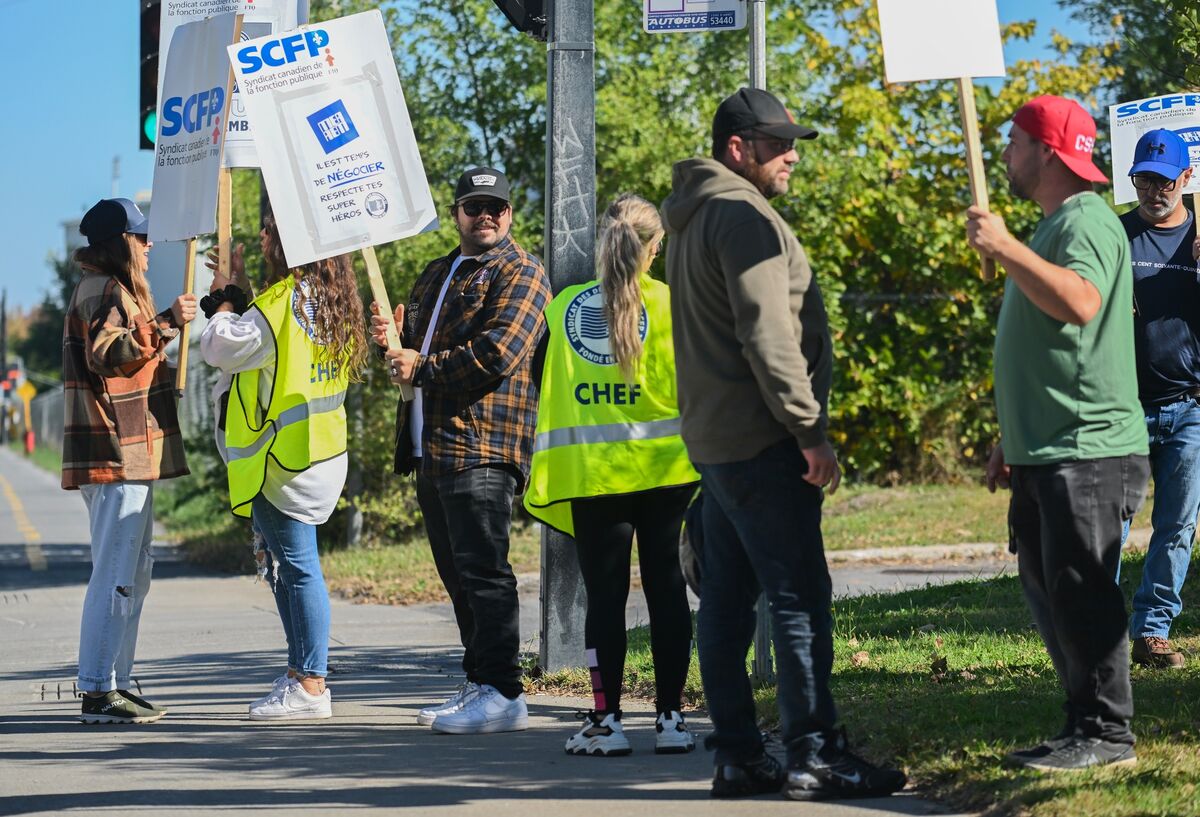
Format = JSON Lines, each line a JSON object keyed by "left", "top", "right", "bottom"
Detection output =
{"left": 0, "top": 447, "right": 970, "bottom": 816}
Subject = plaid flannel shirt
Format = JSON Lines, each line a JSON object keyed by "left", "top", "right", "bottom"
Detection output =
{"left": 61, "top": 271, "right": 189, "bottom": 489}
{"left": 393, "top": 234, "right": 550, "bottom": 488}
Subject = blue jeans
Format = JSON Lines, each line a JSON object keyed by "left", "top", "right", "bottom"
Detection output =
{"left": 695, "top": 438, "right": 837, "bottom": 766}
{"left": 1130, "top": 396, "right": 1200, "bottom": 640}
{"left": 253, "top": 495, "right": 330, "bottom": 677}
{"left": 77, "top": 482, "right": 155, "bottom": 692}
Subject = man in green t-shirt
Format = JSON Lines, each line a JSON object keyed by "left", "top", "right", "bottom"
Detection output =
{"left": 966, "top": 95, "right": 1150, "bottom": 772}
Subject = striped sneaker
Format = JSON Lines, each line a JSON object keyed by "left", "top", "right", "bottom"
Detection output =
{"left": 565, "top": 711, "right": 632, "bottom": 756}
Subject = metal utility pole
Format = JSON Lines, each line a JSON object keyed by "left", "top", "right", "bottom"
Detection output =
{"left": 539, "top": 0, "right": 595, "bottom": 672}
{"left": 747, "top": 0, "right": 776, "bottom": 686}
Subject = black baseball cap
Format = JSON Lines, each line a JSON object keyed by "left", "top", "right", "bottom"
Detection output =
{"left": 454, "top": 167, "right": 511, "bottom": 204}
{"left": 712, "top": 87, "right": 818, "bottom": 148}
{"left": 79, "top": 198, "right": 149, "bottom": 245}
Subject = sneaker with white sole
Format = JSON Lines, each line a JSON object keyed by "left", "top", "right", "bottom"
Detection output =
{"left": 251, "top": 675, "right": 296, "bottom": 710}
{"left": 248, "top": 682, "right": 332, "bottom": 721}
{"left": 417, "top": 681, "right": 480, "bottom": 726}
{"left": 80, "top": 690, "right": 164, "bottom": 725}
{"left": 430, "top": 684, "right": 528, "bottom": 734}
{"left": 655, "top": 710, "right": 696, "bottom": 754}
{"left": 565, "top": 711, "right": 632, "bottom": 756}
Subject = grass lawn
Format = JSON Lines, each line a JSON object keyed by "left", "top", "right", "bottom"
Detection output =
{"left": 533, "top": 552, "right": 1199, "bottom": 817}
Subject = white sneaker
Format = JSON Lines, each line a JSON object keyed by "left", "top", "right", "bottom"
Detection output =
{"left": 417, "top": 681, "right": 481, "bottom": 726}
{"left": 430, "top": 684, "right": 528, "bottom": 734}
{"left": 248, "top": 682, "right": 332, "bottom": 721}
{"left": 251, "top": 675, "right": 295, "bottom": 710}
{"left": 655, "top": 710, "right": 696, "bottom": 754}
{"left": 565, "top": 711, "right": 632, "bottom": 756}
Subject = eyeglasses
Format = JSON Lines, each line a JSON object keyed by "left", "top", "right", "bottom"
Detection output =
{"left": 1131, "top": 173, "right": 1179, "bottom": 192}
{"left": 741, "top": 133, "right": 796, "bottom": 155}
{"left": 459, "top": 199, "right": 508, "bottom": 218}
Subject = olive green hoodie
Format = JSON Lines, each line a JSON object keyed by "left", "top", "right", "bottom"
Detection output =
{"left": 661, "top": 157, "right": 831, "bottom": 463}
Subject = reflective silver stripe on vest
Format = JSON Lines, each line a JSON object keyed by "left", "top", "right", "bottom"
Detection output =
{"left": 225, "top": 391, "right": 347, "bottom": 462}
{"left": 534, "top": 417, "right": 682, "bottom": 454}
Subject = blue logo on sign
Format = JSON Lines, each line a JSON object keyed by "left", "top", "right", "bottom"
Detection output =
{"left": 306, "top": 100, "right": 359, "bottom": 154}
{"left": 563, "top": 285, "right": 648, "bottom": 366}
{"left": 236, "top": 29, "right": 330, "bottom": 75}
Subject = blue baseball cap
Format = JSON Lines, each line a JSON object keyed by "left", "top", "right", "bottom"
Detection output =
{"left": 79, "top": 198, "right": 149, "bottom": 245}
{"left": 1129, "top": 128, "right": 1192, "bottom": 180}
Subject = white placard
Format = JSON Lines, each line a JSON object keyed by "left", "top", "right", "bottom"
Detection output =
{"left": 149, "top": 13, "right": 237, "bottom": 243}
{"left": 876, "top": 0, "right": 1005, "bottom": 83}
{"left": 229, "top": 10, "right": 438, "bottom": 267}
{"left": 1108, "top": 93, "right": 1200, "bottom": 205}
{"left": 643, "top": 0, "right": 745, "bottom": 33}
{"left": 159, "top": 1, "right": 307, "bottom": 169}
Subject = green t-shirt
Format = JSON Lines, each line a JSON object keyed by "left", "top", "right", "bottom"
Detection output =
{"left": 994, "top": 192, "right": 1147, "bottom": 465}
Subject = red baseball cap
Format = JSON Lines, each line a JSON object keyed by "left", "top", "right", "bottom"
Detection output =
{"left": 1012, "top": 95, "right": 1108, "bottom": 183}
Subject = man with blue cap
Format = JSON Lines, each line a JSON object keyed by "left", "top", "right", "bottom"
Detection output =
{"left": 1122, "top": 127, "right": 1200, "bottom": 669}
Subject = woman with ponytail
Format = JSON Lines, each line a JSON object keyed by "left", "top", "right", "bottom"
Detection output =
{"left": 525, "top": 194, "right": 699, "bottom": 756}
{"left": 64, "top": 198, "right": 196, "bottom": 724}
{"left": 200, "top": 209, "right": 367, "bottom": 720}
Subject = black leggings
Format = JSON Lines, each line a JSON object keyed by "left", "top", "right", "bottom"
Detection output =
{"left": 570, "top": 484, "right": 696, "bottom": 715}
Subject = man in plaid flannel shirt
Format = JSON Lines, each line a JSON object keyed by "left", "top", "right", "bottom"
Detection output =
{"left": 374, "top": 167, "right": 550, "bottom": 734}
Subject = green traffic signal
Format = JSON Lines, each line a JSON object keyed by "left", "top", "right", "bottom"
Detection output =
{"left": 143, "top": 111, "right": 157, "bottom": 146}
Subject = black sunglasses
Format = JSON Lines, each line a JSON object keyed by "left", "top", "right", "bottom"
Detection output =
{"left": 1131, "top": 173, "right": 1179, "bottom": 193}
{"left": 459, "top": 199, "right": 509, "bottom": 218}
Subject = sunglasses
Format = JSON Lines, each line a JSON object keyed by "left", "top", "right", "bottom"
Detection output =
{"left": 459, "top": 199, "right": 508, "bottom": 218}
{"left": 1131, "top": 173, "right": 1179, "bottom": 193}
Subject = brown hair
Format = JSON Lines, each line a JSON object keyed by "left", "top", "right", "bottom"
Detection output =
{"left": 260, "top": 213, "right": 368, "bottom": 381}
{"left": 596, "top": 194, "right": 663, "bottom": 383}
{"left": 73, "top": 234, "right": 156, "bottom": 319}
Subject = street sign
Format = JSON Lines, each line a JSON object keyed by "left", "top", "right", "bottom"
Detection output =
{"left": 643, "top": 0, "right": 745, "bottom": 33}
{"left": 1109, "top": 93, "right": 1200, "bottom": 205}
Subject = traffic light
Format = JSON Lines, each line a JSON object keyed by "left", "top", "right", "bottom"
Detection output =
{"left": 140, "top": 0, "right": 161, "bottom": 150}
{"left": 491, "top": 0, "right": 547, "bottom": 40}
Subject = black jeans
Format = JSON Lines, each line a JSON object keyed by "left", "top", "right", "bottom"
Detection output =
{"left": 571, "top": 485, "right": 696, "bottom": 715}
{"left": 416, "top": 465, "right": 523, "bottom": 699}
{"left": 1009, "top": 454, "right": 1149, "bottom": 745}
{"left": 694, "top": 438, "right": 837, "bottom": 765}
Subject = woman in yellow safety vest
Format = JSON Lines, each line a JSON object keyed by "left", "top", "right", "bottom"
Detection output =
{"left": 200, "top": 211, "right": 367, "bottom": 722}
{"left": 525, "top": 194, "right": 700, "bottom": 756}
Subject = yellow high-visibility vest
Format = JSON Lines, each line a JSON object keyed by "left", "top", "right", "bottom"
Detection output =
{"left": 524, "top": 275, "right": 698, "bottom": 535}
{"left": 224, "top": 276, "right": 347, "bottom": 518}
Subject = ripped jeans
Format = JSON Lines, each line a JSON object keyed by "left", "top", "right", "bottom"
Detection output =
{"left": 77, "top": 481, "right": 155, "bottom": 693}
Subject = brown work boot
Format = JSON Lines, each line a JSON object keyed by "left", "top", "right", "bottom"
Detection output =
{"left": 1131, "top": 636, "right": 1186, "bottom": 669}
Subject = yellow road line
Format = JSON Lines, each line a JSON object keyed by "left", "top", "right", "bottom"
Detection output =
{"left": 0, "top": 472, "right": 46, "bottom": 571}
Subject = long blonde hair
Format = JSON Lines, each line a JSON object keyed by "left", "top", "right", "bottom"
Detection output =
{"left": 596, "top": 194, "right": 663, "bottom": 383}
{"left": 73, "top": 234, "right": 156, "bottom": 320}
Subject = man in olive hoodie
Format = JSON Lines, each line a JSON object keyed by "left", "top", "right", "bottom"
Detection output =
{"left": 662, "top": 88, "right": 905, "bottom": 801}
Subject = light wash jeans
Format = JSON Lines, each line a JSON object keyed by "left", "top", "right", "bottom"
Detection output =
{"left": 77, "top": 481, "right": 155, "bottom": 693}
{"left": 252, "top": 495, "right": 330, "bottom": 677}
{"left": 1129, "top": 396, "right": 1200, "bottom": 640}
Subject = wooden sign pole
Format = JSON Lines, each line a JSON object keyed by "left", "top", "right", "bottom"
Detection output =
{"left": 957, "top": 77, "right": 997, "bottom": 281}
{"left": 361, "top": 246, "right": 414, "bottom": 402}
{"left": 175, "top": 14, "right": 243, "bottom": 397}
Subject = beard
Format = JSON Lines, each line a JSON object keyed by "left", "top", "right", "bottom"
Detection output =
{"left": 1138, "top": 190, "right": 1181, "bottom": 222}
{"left": 745, "top": 152, "right": 788, "bottom": 199}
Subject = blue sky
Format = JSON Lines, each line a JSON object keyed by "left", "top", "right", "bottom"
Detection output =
{"left": 0, "top": 0, "right": 1090, "bottom": 312}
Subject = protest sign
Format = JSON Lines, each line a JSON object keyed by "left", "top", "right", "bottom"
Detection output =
{"left": 159, "top": 1, "right": 307, "bottom": 168}
{"left": 228, "top": 9, "right": 438, "bottom": 267}
{"left": 876, "top": 0, "right": 1005, "bottom": 279}
{"left": 149, "top": 12, "right": 237, "bottom": 243}
{"left": 1108, "top": 93, "right": 1200, "bottom": 205}
{"left": 643, "top": 0, "right": 745, "bottom": 33}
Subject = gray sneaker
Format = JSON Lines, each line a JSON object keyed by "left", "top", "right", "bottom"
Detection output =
{"left": 1022, "top": 736, "right": 1136, "bottom": 772}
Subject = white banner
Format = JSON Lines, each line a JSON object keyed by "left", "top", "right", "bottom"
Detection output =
{"left": 876, "top": 0, "right": 1005, "bottom": 83}
{"left": 229, "top": 10, "right": 438, "bottom": 267}
{"left": 149, "top": 13, "right": 237, "bottom": 243}
{"left": 159, "top": 1, "right": 307, "bottom": 168}
{"left": 1108, "top": 93, "right": 1200, "bottom": 205}
{"left": 643, "top": 0, "right": 745, "bottom": 33}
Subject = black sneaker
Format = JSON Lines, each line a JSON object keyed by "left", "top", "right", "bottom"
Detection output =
{"left": 118, "top": 689, "right": 168, "bottom": 717}
{"left": 80, "top": 691, "right": 164, "bottom": 724}
{"left": 1005, "top": 726, "right": 1075, "bottom": 765}
{"left": 1022, "top": 736, "right": 1136, "bottom": 772}
{"left": 785, "top": 729, "right": 906, "bottom": 801}
{"left": 711, "top": 751, "right": 785, "bottom": 798}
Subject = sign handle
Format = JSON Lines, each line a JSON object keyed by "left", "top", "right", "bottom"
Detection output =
{"left": 957, "top": 77, "right": 997, "bottom": 281}
{"left": 174, "top": 238, "right": 197, "bottom": 397}
{"left": 361, "top": 246, "right": 415, "bottom": 402}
